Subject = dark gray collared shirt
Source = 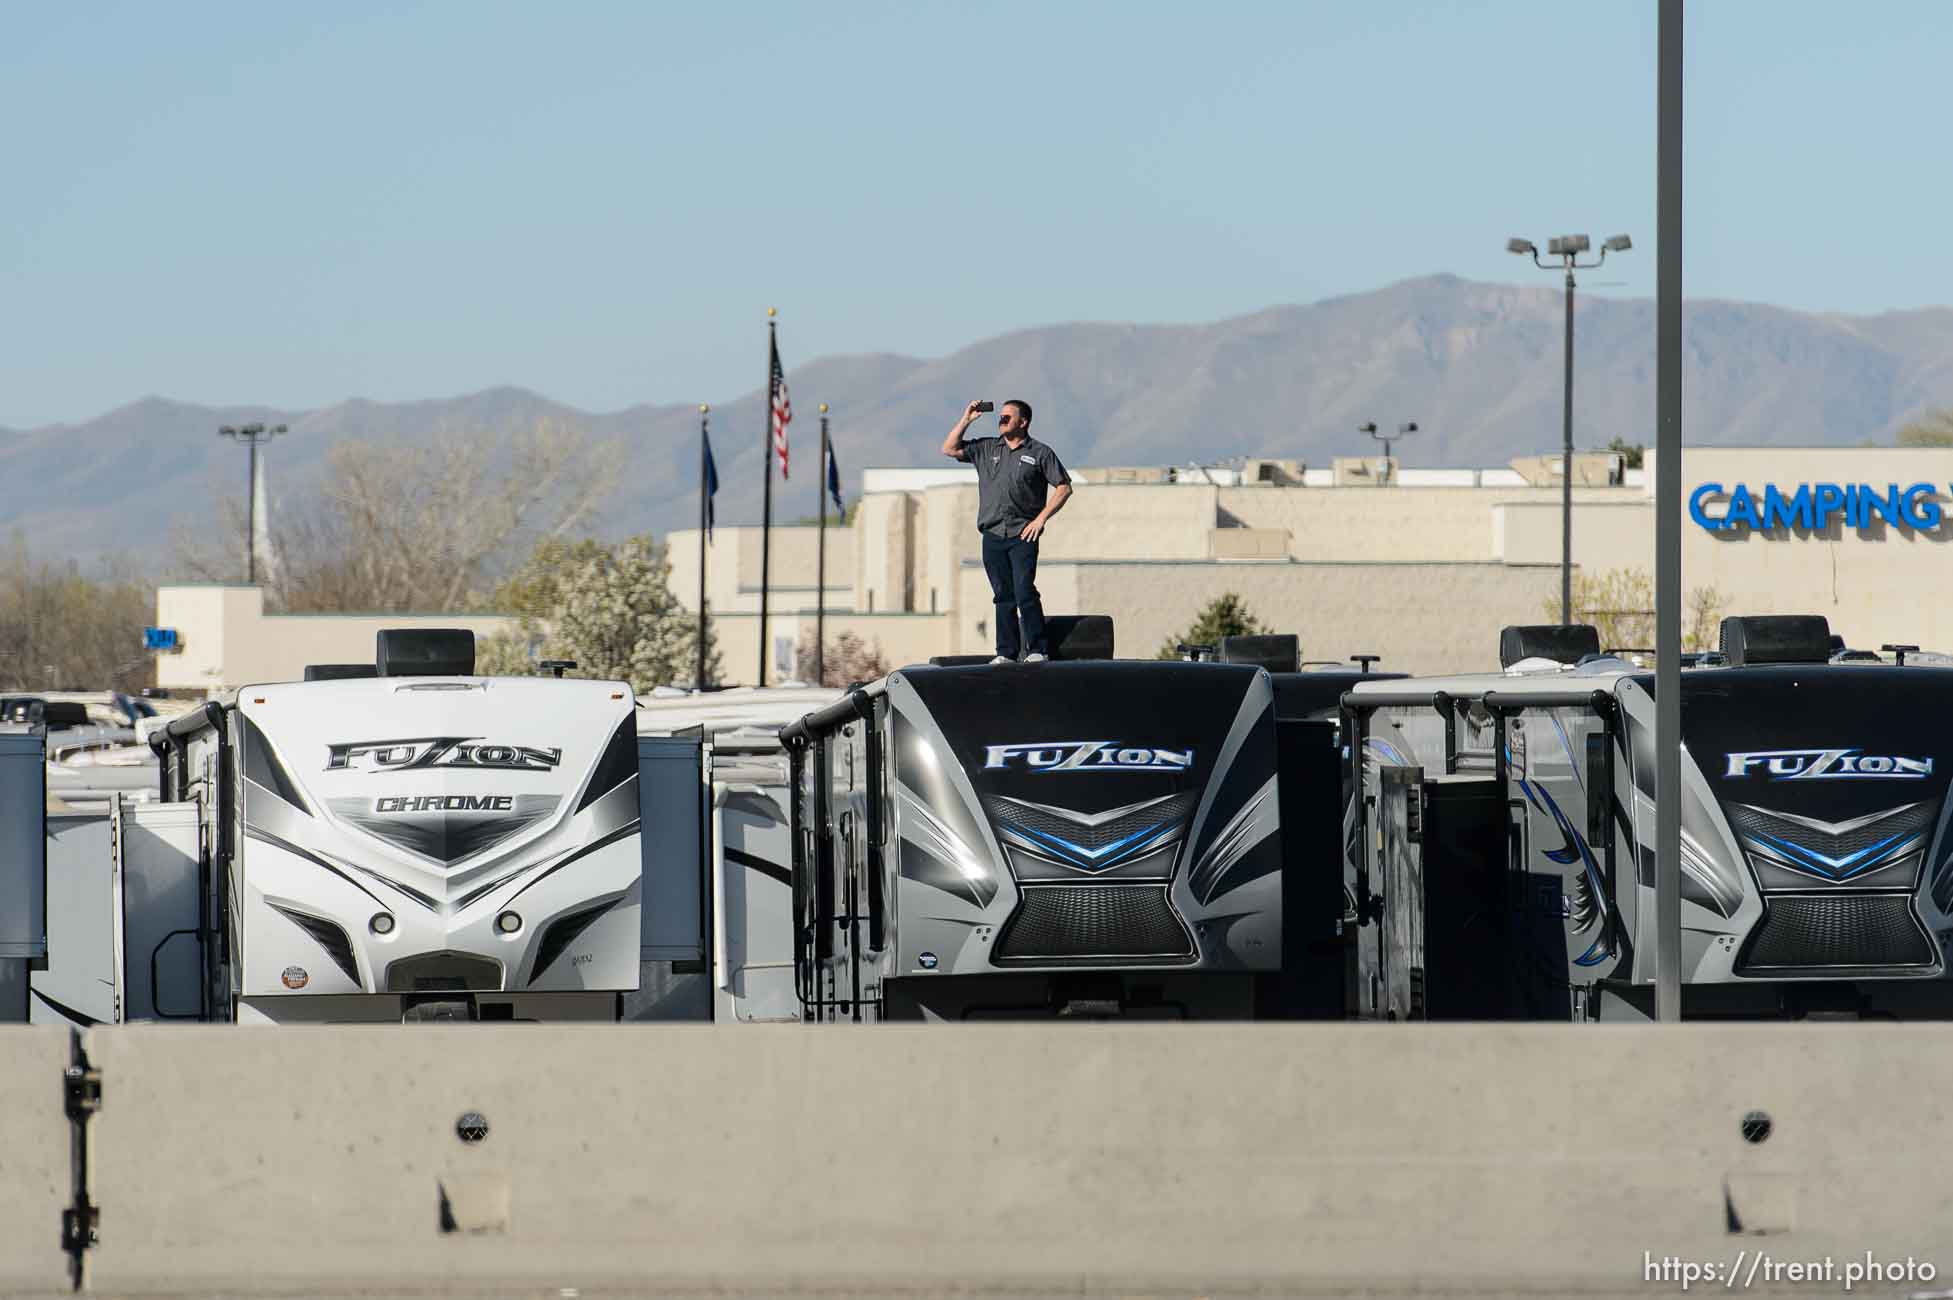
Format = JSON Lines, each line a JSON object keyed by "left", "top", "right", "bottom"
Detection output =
{"left": 957, "top": 435, "right": 1070, "bottom": 537}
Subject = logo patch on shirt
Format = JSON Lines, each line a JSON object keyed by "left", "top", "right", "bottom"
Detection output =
{"left": 1020, "top": 454, "right": 1037, "bottom": 465}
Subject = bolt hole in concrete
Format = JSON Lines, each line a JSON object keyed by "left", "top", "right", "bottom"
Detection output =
{"left": 456, "top": 1110, "right": 489, "bottom": 1143}
{"left": 1741, "top": 1110, "right": 1773, "bottom": 1144}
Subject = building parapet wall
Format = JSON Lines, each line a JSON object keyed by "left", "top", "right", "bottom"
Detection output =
{"left": 153, "top": 586, "right": 517, "bottom": 695}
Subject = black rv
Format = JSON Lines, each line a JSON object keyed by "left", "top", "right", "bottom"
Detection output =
{"left": 782, "top": 639, "right": 1296, "bottom": 1020}
{"left": 1345, "top": 615, "right": 1953, "bottom": 1020}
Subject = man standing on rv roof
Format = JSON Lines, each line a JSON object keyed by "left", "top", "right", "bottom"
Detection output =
{"left": 942, "top": 398, "right": 1073, "bottom": 664}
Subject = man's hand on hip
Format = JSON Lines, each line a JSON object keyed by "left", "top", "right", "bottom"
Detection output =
{"left": 1019, "top": 518, "right": 1046, "bottom": 542}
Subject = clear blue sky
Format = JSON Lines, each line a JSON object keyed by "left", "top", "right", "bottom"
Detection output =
{"left": 2, "top": 0, "right": 1946, "bottom": 427}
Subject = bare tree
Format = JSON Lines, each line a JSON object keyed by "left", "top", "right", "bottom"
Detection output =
{"left": 170, "top": 420, "right": 623, "bottom": 613}
{"left": 0, "top": 535, "right": 155, "bottom": 692}
{"left": 1544, "top": 567, "right": 1726, "bottom": 655}
{"left": 1896, "top": 408, "right": 1953, "bottom": 448}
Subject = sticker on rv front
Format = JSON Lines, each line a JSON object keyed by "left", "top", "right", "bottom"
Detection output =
{"left": 1724, "top": 748, "right": 1934, "bottom": 780}
{"left": 324, "top": 737, "right": 563, "bottom": 772}
{"left": 982, "top": 741, "right": 1193, "bottom": 773}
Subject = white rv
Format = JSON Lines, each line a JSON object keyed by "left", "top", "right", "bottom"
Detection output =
{"left": 636, "top": 683, "right": 843, "bottom": 1022}
{"left": 129, "top": 629, "right": 646, "bottom": 1023}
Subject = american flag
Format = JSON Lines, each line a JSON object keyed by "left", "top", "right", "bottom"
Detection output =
{"left": 769, "top": 332, "right": 792, "bottom": 478}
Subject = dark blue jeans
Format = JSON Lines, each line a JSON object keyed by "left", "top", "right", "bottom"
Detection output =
{"left": 981, "top": 532, "right": 1045, "bottom": 659}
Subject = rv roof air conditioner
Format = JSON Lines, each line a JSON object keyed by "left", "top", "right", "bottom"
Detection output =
{"left": 375, "top": 628, "right": 476, "bottom": 678}
{"left": 1498, "top": 624, "right": 1600, "bottom": 669}
{"left": 1220, "top": 634, "right": 1300, "bottom": 673}
{"left": 1043, "top": 615, "right": 1115, "bottom": 661}
{"left": 1719, "top": 615, "right": 1831, "bottom": 667}
{"left": 303, "top": 663, "right": 378, "bottom": 681}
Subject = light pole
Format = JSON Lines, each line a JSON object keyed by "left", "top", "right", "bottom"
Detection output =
{"left": 697, "top": 403, "right": 710, "bottom": 693}
{"left": 815, "top": 403, "right": 830, "bottom": 688}
{"left": 1507, "top": 232, "right": 1631, "bottom": 624}
{"left": 217, "top": 422, "right": 288, "bottom": 584}
{"left": 1358, "top": 421, "right": 1419, "bottom": 485}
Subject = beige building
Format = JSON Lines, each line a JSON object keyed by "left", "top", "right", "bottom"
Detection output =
{"left": 152, "top": 446, "right": 1953, "bottom": 691}
{"left": 670, "top": 446, "right": 1953, "bottom": 679}
{"left": 152, "top": 585, "right": 516, "bottom": 694}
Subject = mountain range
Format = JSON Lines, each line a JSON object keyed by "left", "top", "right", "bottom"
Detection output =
{"left": 7, "top": 273, "right": 1953, "bottom": 569}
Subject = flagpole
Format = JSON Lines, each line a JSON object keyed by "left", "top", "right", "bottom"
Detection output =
{"left": 760, "top": 309, "right": 776, "bottom": 687}
{"left": 697, "top": 403, "right": 710, "bottom": 693}
{"left": 817, "top": 404, "right": 829, "bottom": 686}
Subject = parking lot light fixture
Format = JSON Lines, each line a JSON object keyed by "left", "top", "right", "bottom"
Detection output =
{"left": 1506, "top": 230, "right": 1632, "bottom": 624}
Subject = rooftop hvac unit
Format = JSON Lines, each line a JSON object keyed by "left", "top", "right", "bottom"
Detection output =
{"left": 375, "top": 628, "right": 475, "bottom": 677}
{"left": 1719, "top": 615, "right": 1831, "bottom": 667}
{"left": 1498, "top": 624, "right": 1600, "bottom": 668}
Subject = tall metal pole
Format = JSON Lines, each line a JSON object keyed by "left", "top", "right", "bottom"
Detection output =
{"left": 698, "top": 404, "right": 710, "bottom": 693}
{"left": 246, "top": 440, "right": 259, "bottom": 585}
{"left": 816, "top": 404, "right": 829, "bottom": 687}
{"left": 1562, "top": 264, "right": 1576, "bottom": 625}
{"left": 1655, "top": 0, "right": 1685, "bottom": 1023}
{"left": 760, "top": 310, "right": 776, "bottom": 687}
{"left": 218, "top": 422, "right": 286, "bottom": 587}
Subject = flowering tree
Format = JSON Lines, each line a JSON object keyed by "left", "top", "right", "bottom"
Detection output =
{"left": 477, "top": 535, "right": 718, "bottom": 692}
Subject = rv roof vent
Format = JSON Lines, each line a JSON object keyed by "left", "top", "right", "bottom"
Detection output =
{"left": 375, "top": 628, "right": 476, "bottom": 678}
{"left": 1220, "top": 633, "right": 1300, "bottom": 673}
{"left": 1720, "top": 615, "right": 1830, "bottom": 667}
{"left": 1044, "top": 615, "right": 1115, "bottom": 661}
{"left": 304, "top": 663, "right": 377, "bottom": 682}
{"left": 1499, "top": 624, "right": 1600, "bottom": 669}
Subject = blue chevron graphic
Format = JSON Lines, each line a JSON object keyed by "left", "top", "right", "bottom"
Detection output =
{"left": 1012, "top": 820, "right": 1178, "bottom": 868}
{"left": 1744, "top": 828, "right": 1924, "bottom": 881}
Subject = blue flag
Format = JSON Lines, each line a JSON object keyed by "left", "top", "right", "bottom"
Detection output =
{"left": 703, "top": 429, "right": 720, "bottom": 540}
{"left": 826, "top": 442, "right": 844, "bottom": 516}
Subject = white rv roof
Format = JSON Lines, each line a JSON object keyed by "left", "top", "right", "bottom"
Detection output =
{"left": 1346, "top": 655, "right": 1644, "bottom": 705}
{"left": 636, "top": 683, "right": 846, "bottom": 738}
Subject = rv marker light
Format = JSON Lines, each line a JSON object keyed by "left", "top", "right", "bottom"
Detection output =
{"left": 496, "top": 911, "right": 523, "bottom": 935}
{"left": 369, "top": 913, "right": 395, "bottom": 935}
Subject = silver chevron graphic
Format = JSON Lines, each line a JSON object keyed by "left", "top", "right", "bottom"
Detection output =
{"left": 1187, "top": 776, "right": 1279, "bottom": 903}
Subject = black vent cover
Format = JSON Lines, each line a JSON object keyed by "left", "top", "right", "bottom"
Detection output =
{"left": 1220, "top": 634, "right": 1300, "bottom": 673}
{"left": 304, "top": 663, "right": 377, "bottom": 681}
{"left": 1044, "top": 615, "right": 1115, "bottom": 661}
{"left": 1499, "top": 624, "right": 1600, "bottom": 668}
{"left": 993, "top": 885, "right": 1193, "bottom": 962}
{"left": 270, "top": 906, "right": 359, "bottom": 984}
{"left": 1720, "top": 615, "right": 1831, "bottom": 667}
{"left": 1738, "top": 894, "right": 1933, "bottom": 971}
{"left": 376, "top": 628, "right": 475, "bottom": 677}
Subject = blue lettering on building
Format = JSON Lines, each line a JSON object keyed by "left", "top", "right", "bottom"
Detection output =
{"left": 1690, "top": 482, "right": 1946, "bottom": 534}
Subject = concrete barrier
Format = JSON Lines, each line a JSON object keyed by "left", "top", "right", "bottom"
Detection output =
{"left": 0, "top": 1024, "right": 1948, "bottom": 1294}
{"left": 0, "top": 1028, "right": 73, "bottom": 1291}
